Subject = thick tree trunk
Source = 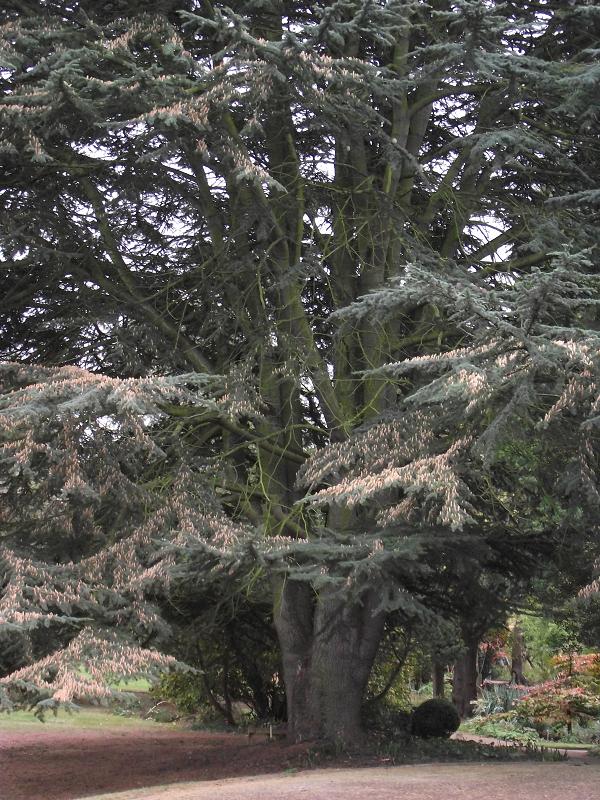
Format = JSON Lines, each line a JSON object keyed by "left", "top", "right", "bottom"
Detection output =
{"left": 273, "top": 579, "right": 315, "bottom": 736}
{"left": 274, "top": 580, "right": 385, "bottom": 744}
{"left": 432, "top": 661, "right": 445, "bottom": 698}
{"left": 452, "top": 638, "right": 478, "bottom": 718}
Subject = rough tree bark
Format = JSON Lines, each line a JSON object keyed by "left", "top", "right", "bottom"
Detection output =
{"left": 510, "top": 621, "right": 527, "bottom": 685}
{"left": 452, "top": 638, "right": 479, "bottom": 718}
{"left": 432, "top": 661, "right": 446, "bottom": 698}
{"left": 274, "top": 580, "right": 386, "bottom": 743}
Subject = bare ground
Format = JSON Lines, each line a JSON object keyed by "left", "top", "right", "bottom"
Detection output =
{"left": 82, "top": 763, "right": 600, "bottom": 800}
{"left": 1, "top": 720, "right": 599, "bottom": 800}
{"left": 0, "top": 725, "right": 308, "bottom": 800}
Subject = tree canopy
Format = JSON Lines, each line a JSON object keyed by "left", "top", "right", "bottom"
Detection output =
{"left": 1, "top": 0, "right": 600, "bottom": 742}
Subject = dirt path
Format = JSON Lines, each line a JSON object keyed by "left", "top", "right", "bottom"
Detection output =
{"left": 0, "top": 725, "right": 308, "bottom": 800}
{"left": 81, "top": 763, "right": 600, "bottom": 800}
{"left": 2, "top": 722, "right": 599, "bottom": 800}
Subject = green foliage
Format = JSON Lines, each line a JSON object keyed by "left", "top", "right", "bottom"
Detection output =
{"left": 515, "top": 681, "right": 600, "bottom": 733}
{"left": 304, "top": 733, "right": 554, "bottom": 767}
{"left": 464, "top": 711, "right": 600, "bottom": 748}
{"left": 411, "top": 698, "right": 460, "bottom": 739}
{"left": 463, "top": 712, "right": 541, "bottom": 746}
{"left": 152, "top": 671, "right": 205, "bottom": 716}
{"left": 467, "top": 652, "right": 600, "bottom": 745}
{"left": 510, "top": 654, "right": 600, "bottom": 737}
{"left": 365, "top": 626, "right": 413, "bottom": 714}
{"left": 375, "top": 736, "right": 561, "bottom": 764}
{"left": 0, "top": 706, "right": 156, "bottom": 731}
{"left": 575, "top": 596, "right": 600, "bottom": 649}
{"left": 156, "top": 573, "right": 287, "bottom": 724}
{"left": 1, "top": 0, "right": 600, "bottom": 742}
{"left": 472, "top": 685, "right": 526, "bottom": 717}
{"left": 362, "top": 704, "right": 413, "bottom": 740}
{"left": 519, "top": 615, "right": 575, "bottom": 682}
{"left": 0, "top": 628, "right": 29, "bottom": 678}
{"left": 492, "top": 442, "right": 573, "bottom": 535}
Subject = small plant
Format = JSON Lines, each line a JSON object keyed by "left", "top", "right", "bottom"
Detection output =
{"left": 411, "top": 698, "right": 460, "bottom": 739}
{"left": 473, "top": 684, "right": 527, "bottom": 716}
{"left": 146, "top": 701, "right": 179, "bottom": 723}
{"left": 499, "top": 650, "right": 600, "bottom": 738}
{"left": 379, "top": 736, "right": 554, "bottom": 763}
{"left": 151, "top": 671, "right": 205, "bottom": 715}
{"left": 551, "top": 653, "right": 600, "bottom": 678}
{"left": 463, "top": 712, "right": 540, "bottom": 745}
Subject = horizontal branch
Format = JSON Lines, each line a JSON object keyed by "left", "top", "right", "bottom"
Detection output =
{"left": 161, "top": 405, "right": 308, "bottom": 465}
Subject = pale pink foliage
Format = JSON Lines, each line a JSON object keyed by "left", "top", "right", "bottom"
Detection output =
{"left": 301, "top": 408, "right": 474, "bottom": 530}
{"left": 301, "top": 329, "right": 600, "bottom": 533}
{"left": 580, "top": 557, "right": 600, "bottom": 599}
{"left": 0, "top": 627, "right": 178, "bottom": 704}
{"left": 0, "top": 362, "right": 253, "bottom": 707}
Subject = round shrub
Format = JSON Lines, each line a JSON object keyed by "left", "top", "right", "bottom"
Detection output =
{"left": 411, "top": 698, "right": 460, "bottom": 739}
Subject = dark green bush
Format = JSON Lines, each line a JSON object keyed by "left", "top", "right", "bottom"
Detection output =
{"left": 411, "top": 698, "right": 460, "bottom": 739}
{"left": 152, "top": 671, "right": 208, "bottom": 715}
{"left": 363, "top": 702, "right": 413, "bottom": 739}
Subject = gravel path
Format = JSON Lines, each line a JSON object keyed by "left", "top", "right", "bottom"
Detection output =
{"left": 80, "top": 763, "right": 600, "bottom": 800}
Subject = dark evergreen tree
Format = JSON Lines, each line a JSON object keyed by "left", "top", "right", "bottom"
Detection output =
{"left": 1, "top": 1, "right": 600, "bottom": 741}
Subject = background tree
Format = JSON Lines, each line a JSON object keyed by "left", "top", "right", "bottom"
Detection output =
{"left": 1, "top": 0, "right": 600, "bottom": 742}
{"left": 155, "top": 578, "right": 287, "bottom": 724}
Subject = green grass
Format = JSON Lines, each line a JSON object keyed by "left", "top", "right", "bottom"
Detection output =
{"left": 540, "top": 741, "right": 593, "bottom": 751}
{"left": 75, "top": 668, "right": 152, "bottom": 694}
{"left": 460, "top": 719, "right": 598, "bottom": 753}
{"left": 109, "top": 677, "right": 152, "bottom": 692}
{"left": 0, "top": 706, "right": 157, "bottom": 732}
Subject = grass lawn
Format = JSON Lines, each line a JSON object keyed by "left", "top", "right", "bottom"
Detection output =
{"left": 0, "top": 706, "right": 157, "bottom": 732}
{"left": 109, "top": 677, "right": 153, "bottom": 692}
{"left": 459, "top": 722, "right": 597, "bottom": 753}
{"left": 74, "top": 670, "right": 153, "bottom": 693}
{"left": 0, "top": 674, "right": 155, "bottom": 733}
{"left": 540, "top": 740, "right": 594, "bottom": 751}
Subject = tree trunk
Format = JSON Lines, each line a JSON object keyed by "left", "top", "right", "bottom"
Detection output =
{"left": 432, "top": 661, "right": 445, "bottom": 698}
{"left": 510, "top": 621, "right": 527, "bottom": 685}
{"left": 274, "top": 580, "right": 385, "bottom": 744}
{"left": 452, "top": 638, "right": 478, "bottom": 718}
